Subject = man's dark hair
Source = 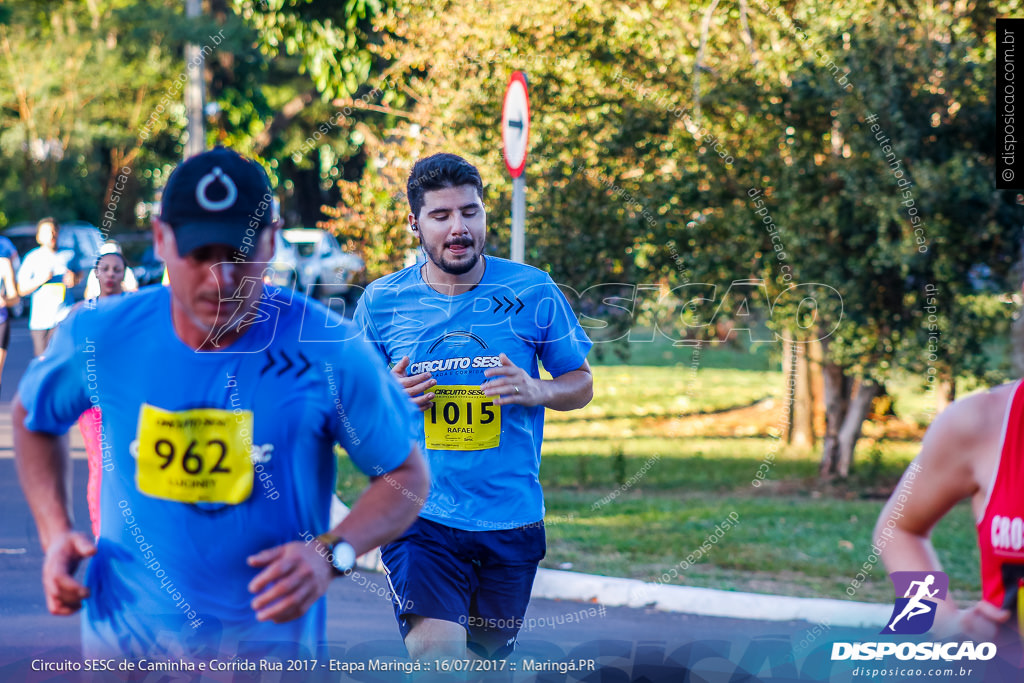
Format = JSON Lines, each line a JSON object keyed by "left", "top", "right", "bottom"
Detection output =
{"left": 36, "top": 216, "right": 59, "bottom": 233}
{"left": 406, "top": 153, "right": 484, "bottom": 220}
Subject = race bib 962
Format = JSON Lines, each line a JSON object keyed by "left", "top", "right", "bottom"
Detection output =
{"left": 135, "top": 404, "right": 254, "bottom": 504}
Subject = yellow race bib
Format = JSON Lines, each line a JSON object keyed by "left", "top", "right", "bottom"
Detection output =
{"left": 424, "top": 385, "right": 501, "bottom": 451}
{"left": 135, "top": 404, "right": 254, "bottom": 504}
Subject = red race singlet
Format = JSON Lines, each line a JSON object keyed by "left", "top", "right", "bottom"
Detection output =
{"left": 977, "top": 380, "right": 1024, "bottom": 618}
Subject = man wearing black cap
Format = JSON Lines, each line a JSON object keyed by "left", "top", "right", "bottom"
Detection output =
{"left": 13, "top": 147, "right": 427, "bottom": 661}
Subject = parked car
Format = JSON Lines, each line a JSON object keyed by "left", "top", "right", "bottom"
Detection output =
{"left": 265, "top": 231, "right": 301, "bottom": 290}
{"left": 3, "top": 220, "right": 103, "bottom": 307}
{"left": 280, "top": 228, "right": 364, "bottom": 301}
{"left": 132, "top": 246, "right": 166, "bottom": 288}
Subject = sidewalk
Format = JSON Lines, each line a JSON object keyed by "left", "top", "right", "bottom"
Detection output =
{"left": 532, "top": 568, "right": 890, "bottom": 628}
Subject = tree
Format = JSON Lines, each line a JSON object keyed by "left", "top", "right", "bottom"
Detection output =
{"left": 230, "top": 0, "right": 403, "bottom": 227}
{"left": 328, "top": 0, "right": 1023, "bottom": 478}
{"left": 733, "top": 0, "right": 1021, "bottom": 476}
{"left": 0, "top": 1, "right": 179, "bottom": 226}
{"left": 0, "top": 0, "right": 395, "bottom": 234}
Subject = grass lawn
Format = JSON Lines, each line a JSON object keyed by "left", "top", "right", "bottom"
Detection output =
{"left": 337, "top": 336, "right": 994, "bottom": 606}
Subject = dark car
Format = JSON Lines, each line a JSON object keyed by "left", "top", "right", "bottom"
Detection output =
{"left": 132, "top": 246, "right": 166, "bottom": 288}
{"left": 4, "top": 220, "right": 104, "bottom": 306}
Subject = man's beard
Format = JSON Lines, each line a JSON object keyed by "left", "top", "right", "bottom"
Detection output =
{"left": 420, "top": 234, "right": 483, "bottom": 275}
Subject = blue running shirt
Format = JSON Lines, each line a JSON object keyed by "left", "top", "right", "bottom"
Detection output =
{"left": 0, "top": 235, "right": 18, "bottom": 325}
{"left": 18, "top": 285, "right": 416, "bottom": 658}
{"left": 354, "top": 256, "right": 592, "bottom": 531}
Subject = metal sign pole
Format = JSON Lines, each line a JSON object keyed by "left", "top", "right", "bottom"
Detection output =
{"left": 184, "top": 0, "right": 206, "bottom": 158}
{"left": 511, "top": 176, "right": 525, "bottom": 263}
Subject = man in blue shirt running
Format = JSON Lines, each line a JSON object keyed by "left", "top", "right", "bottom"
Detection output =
{"left": 14, "top": 147, "right": 428, "bottom": 661}
{"left": 0, "top": 232, "right": 20, "bottom": 388}
{"left": 354, "top": 153, "right": 594, "bottom": 662}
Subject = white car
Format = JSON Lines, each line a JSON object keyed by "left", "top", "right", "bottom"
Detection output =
{"left": 281, "top": 228, "right": 364, "bottom": 301}
{"left": 266, "top": 231, "right": 301, "bottom": 290}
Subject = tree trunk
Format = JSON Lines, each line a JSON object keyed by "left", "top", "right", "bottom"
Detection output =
{"left": 791, "top": 340, "right": 815, "bottom": 448}
{"left": 295, "top": 156, "right": 328, "bottom": 226}
{"left": 836, "top": 381, "right": 883, "bottom": 477}
{"left": 808, "top": 337, "right": 826, "bottom": 437}
{"left": 936, "top": 366, "right": 955, "bottom": 415}
{"left": 820, "top": 360, "right": 851, "bottom": 476}
{"left": 782, "top": 331, "right": 796, "bottom": 443}
{"left": 104, "top": 147, "right": 141, "bottom": 231}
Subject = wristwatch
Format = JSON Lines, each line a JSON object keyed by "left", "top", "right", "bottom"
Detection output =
{"left": 317, "top": 533, "right": 356, "bottom": 574}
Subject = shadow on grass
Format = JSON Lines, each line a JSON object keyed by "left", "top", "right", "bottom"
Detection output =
{"left": 591, "top": 338, "right": 777, "bottom": 371}
{"left": 548, "top": 397, "right": 777, "bottom": 424}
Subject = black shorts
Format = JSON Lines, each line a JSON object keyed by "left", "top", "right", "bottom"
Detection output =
{"left": 380, "top": 517, "right": 546, "bottom": 659}
{"left": 0, "top": 316, "right": 10, "bottom": 351}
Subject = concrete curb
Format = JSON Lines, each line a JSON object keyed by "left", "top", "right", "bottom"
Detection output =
{"left": 334, "top": 499, "right": 892, "bottom": 629}
{"left": 531, "top": 568, "right": 892, "bottom": 629}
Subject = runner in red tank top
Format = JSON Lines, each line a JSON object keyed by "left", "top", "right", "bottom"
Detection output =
{"left": 977, "top": 380, "right": 1024, "bottom": 616}
{"left": 876, "top": 378, "right": 1017, "bottom": 640}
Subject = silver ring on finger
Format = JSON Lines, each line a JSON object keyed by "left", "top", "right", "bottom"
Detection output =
{"left": 514, "top": 385, "right": 520, "bottom": 394}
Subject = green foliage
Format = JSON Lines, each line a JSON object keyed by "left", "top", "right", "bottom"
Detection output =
{"left": 341, "top": 0, "right": 708, "bottom": 292}
{"left": 734, "top": 1, "right": 1023, "bottom": 392}
{"left": 0, "top": 0, "right": 391, "bottom": 231}
{"left": 0, "top": 1, "right": 181, "bottom": 224}
{"left": 321, "top": 130, "right": 423, "bottom": 276}
{"left": 233, "top": 0, "right": 383, "bottom": 99}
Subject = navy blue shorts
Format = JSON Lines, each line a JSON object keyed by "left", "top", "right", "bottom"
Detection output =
{"left": 380, "top": 517, "right": 546, "bottom": 659}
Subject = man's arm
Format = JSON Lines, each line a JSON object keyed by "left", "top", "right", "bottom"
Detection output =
{"left": 63, "top": 269, "right": 79, "bottom": 289}
{"left": 247, "top": 446, "right": 428, "bottom": 623}
{"left": 875, "top": 388, "right": 1010, "bottom": 638}
{"left": 0, "top": 257, "right": 19, "bottom": 306}
{"left": 481, "top": 353, "right": 593, "bottom": 411}
{"left": 325, "top": 445, "right": 428, "bottom": 555}
{"left": 17, "top": 255, "right": 46, "bottom": 298}
{"left": 13, "top": 397, "right": 96, "bottom": 615}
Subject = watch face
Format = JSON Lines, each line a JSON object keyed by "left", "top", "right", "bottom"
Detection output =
{"left": 332, "top": 541, "right": 356, "bottom": 572}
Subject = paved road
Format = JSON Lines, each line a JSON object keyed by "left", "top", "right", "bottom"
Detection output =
{"left": 0, "top": 316, "right": 1017, "bottom": 681}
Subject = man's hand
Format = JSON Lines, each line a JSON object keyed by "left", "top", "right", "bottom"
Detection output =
{"left": 247, "top": 540, "right": 333, "bottom": 623}
{"left": 42, "top": 531, "right": 96, "bottom": 615}
{"left": 481, "top": 353, "right": 545, "bottom": 407}
{"left": 392, "top": 356, "right": 436, "bottom": 412}
{"left": 954, "top": 601, "right": 1011, "bottom": 641}
{"left": 62, "top": 270, "right": 76, "bottom": 288}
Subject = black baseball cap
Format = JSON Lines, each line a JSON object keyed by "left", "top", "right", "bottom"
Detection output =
{"left": 159, "top": 146, "right": 275, "bottom": 257}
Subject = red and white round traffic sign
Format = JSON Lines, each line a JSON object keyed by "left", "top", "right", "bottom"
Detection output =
{"left": 502, "top": 71, "right": 530, "bottom": 178}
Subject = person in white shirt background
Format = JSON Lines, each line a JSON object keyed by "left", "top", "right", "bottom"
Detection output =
{"left": 16, "top": 217, "right": 79, "bottom": 356}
